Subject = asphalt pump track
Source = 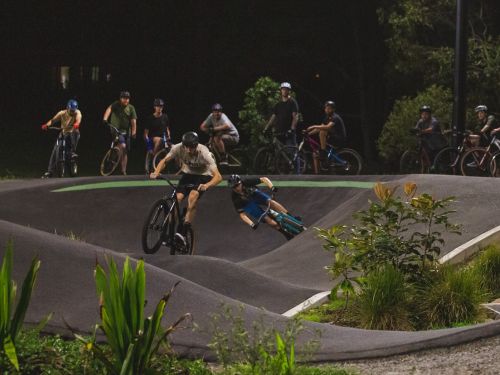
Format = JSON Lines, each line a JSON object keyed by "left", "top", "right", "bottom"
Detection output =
{"left": 0, "top": 174, "right": 499, "bottom": 361}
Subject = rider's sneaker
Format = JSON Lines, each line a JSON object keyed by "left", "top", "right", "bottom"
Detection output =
{"left": 466, "top": 161, "right": 477, "bottom": 168}
{"left": 174, "top": 232, "right": 187, "bottom": 248}
{"left": 41, "top": 172, "right": 52, "bottom": 179}
{"left": 219, "top": 155, "right": 229, "bottom": 166}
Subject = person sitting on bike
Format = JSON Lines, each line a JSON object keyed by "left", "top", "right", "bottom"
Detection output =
{"left": 144, "top": 98, "right": 172, "bottom": 156}
{"left": 41, "top": 99, "right": 82, "bottom": 178}
{"left": 263, "top": 82, "right": 300, "bottom": 146}
{"left": 306, "top": 100, "right": 346, "bottom": 172}
{"left": 199, "top": 103, "right": 239, "bottom": 166}
{"left": 102, "top": 91, "right": 137, "bottom": 175}
{"left": 150, "top": 131, "right": 222, "bottom": 246}
{"left": 414, "top": 105, "right": 447, "bottom": 161}
{"left": 228, "top": 174, "right": 300, "bottom": 240}
{"left": 470, "top": 105, "right": 499, "bottom": 147}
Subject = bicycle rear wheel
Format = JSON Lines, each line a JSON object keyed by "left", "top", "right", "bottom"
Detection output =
{"left": 460, "top": 148, "right": 492, "bottom": 177}
{"left": 275, "top": 146, "right": 306, "bottom": 175}
{"left": 100, "top": 147, "right": 121, "bottom": 176}
{"left": 153, "top": 148, "right": 179, "bottom": 174}
{"left": 325, "top": 149, "right": 362, "bottom": 175}
{"left": 400, "top": 150, "right": 425, "bottom": 174}
{"left": 141, "top": 199, "right": 174, "bottom": 254}
{"left": 253, "top": 147, "right": 275, "bottom": 174}
{"left": 490, "top": 152, "right": 500, "bottom": 177}
{"left": 433, "top": 147, "right": 460, "bottom": 175}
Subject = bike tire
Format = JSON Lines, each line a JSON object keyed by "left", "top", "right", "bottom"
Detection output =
{"left": 460, "top": 148, "right": 492, "bottom": 177}
{"left": 253, "top": 147, "right": 275, "bottom": 174}
{"left": 145, "top": 151, "right": 153, "bottom": 174}
{"left": 141, "top": 198, "right": 174, "bottom": 254}
{"left": 490, "top": 152, "right": 500, "bottom": 177}
{"left": 333, "top": 149, "right": 362, "bottom": 175}
{"left": 275, "top": 146, "right": 306, "bottom": 175}
{"left": 281, "top": 216, "right": 305, "bottom": 236}
{"left": 433, "top": 147, "right": 460, "bottom": 175}
{"left": 152, "top": 148, "right": 179, "bottom": 174}
{"left": 100, "top": 147, "right": 121, "bottom": 176}
{"left": 400, "top": 149, "right": 424, "bottom": 174}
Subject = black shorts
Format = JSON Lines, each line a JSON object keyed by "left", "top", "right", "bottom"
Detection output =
{"left": 177, "top": 173, "right": 212, "bottom": 197}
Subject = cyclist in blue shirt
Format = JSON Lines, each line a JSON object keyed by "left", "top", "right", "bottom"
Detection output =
{"left": 228, "top": 174, "right": 299, "bottom": 240}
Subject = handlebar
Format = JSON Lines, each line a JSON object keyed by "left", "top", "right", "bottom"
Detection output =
{"left": 154, "top": 175, "right": 198, "bottom": 191}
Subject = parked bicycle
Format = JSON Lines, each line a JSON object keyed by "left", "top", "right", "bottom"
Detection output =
{"left": 205, "top": 127, "right": 246, "bottom": 172}
{"left": 254, "top": 197, "right": 306, "bottom": 240}
{"left": 45, "top": 127, "right": 78, "bottom": 178}
{"left": 298, "top": 131, "right": 362, "bottom": 175}
{"left": 141, "top": 175, "right": 195, "bottom": 255}
{"left": 399, "top": 128, "right": 437, "bottom": 174}
{"left": 100, "top": 124, "right": 128, "bottom": 176}
{"left": 253, "top": 132, "right": 306, "bottom": 175}
{"left": 432, "top": 130, "right": 474, "bottom": 175}
{"left": 460, "top": 134, "right": 500, "bottom": 177}
{"left": 144, "top": 133, "right": 179, "bottom": 175}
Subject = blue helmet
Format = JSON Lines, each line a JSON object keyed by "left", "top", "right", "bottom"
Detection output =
{"left": 67, "top": 100, "right": 78, "bottom": 112}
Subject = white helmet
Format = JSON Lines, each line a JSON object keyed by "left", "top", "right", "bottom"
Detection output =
{"left": 280, "top": 82, "right": 292, "bottom": 90}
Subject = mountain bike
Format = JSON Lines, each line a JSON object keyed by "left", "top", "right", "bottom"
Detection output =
{"left": 460, "top": 134, "right": 500, "bottom": 177}
{"left": 253, "top": 132, "right": 306, "bottom": 175}
{"left": 144, "top": 133, "right": 179, "bottom": 174}
{"left": 432, "top": 130, "right": 474, "bottom": 175}
{"left": 141, "top": 176, "right": 195, "bottom": 255}
{"left": 47, "top": 127, "right": 78, "bottom": 177}
{"left": 205, "top": 127, "right": 247, "bottom": 173}
{"left": 254, "top": 196, "right": 306, "bottom": 240}
{"left": 399, "top": 129, "right": 435, "bottom": 174}
{"left": 299, "top": 131, "right": 362, "bottom": 175}
{"left": 100, "top": 124, "right": 128, "bottom": 176}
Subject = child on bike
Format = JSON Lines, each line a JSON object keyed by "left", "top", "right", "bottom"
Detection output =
{"left": 228, "top": 174, "right": 301, "bottom": 240}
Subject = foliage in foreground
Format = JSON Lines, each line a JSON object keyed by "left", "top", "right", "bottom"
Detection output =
{"left": 471, "top": 245, "right": 500, "bottom": 298}
{"left": 0, "top": 241, "right": 43, "bottom": 371}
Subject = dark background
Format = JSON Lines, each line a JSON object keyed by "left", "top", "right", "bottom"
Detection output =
{"left": 1, "top": 0, "right": 388, "bottom": 176}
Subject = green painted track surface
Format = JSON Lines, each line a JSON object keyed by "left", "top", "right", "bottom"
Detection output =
{"left": 52, "top": 180, "right": 375, "bottom": 192}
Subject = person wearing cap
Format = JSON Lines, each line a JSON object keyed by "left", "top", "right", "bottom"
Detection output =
{"left": 102, "top": 91, "right": 137, "bottom": 175}
{"left": 264, "top": 82, "right": 300, "bottom": 146}
{"left": 41, "top": 99, "right": 82, "bottom": 178}
{"left": 199, "top": 103, "right": 239, "bottom": 165}
{"left": 144, "top": 98, "right": 172, "bottom": 157}
{"left": 150, "top": 131, "right": 222, "bottom": 246}
{"left": 471, "top": 105, "right": 499, "bottom": 146}
{"left": 306, "top": 100, "right": 346, "bottom": 171}
{"left": 414, "top": 105, "right": 446, "bottom": 161}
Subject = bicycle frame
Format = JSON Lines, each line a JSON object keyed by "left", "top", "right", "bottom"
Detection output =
{"left": 299, "top": 132, "right": 346, "bottom": 165}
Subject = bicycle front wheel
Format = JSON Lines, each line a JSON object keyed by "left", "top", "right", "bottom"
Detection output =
{"left": 100, "top": 147, "right": 121, "bottom": 176}
{"left": 433, "top": 147, "right": 460, "bottom": 175}
{"left": 275, "top": 146, "right": 306, "bottom": 175}
{"left": 141, "top": 199, "right": 174, "bottom": 254}
{"left": 400, "top": 150, "right": 424, "bottom": 174}
{"left": 253, "top": 147, "right": 275, "bottom": 174}
{"left": 460, "top": 148, "right": 492, "bottom": 177}
{"left": 332, "top": 149, "right": 362, "bottom": 175}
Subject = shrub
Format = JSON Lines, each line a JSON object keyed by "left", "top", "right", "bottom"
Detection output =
{"left": 419, "top": 265, "right": 487, "bottom": 328}
{"left": 471, "top": 245, "right": 500, "bottom": 297}
{"left": 0, "top": 240, "right": 42, "bottom": 371}
{"left": 377, "top": 85, "right": 452, "bottom": 164}
{"left": 356, "top": 264, "right": 414, "bottom": 331}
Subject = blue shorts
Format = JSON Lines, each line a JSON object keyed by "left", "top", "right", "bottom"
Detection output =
{"left": 242, "top": 190, "right": 271, "bottom": 220}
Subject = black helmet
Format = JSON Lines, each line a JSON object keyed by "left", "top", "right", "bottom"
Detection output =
{"left": 181, "top": 131, "right": 199, "bottom": 147}
{"left": 324, "top": 100, "right": 336, "bottom": 109}
{"left": 153, "top": 98, "right": 164, "bottom": 107}
{"left": 420, "top": 105, "right": 432, "bottom": 113}
{"left": 120, "top": 91, "right": 131, "bottom": 98}
{"left": 228, "top": 174, "right": 242, "bottom": 188}
{"left": 475, "top": 105, "right": 488, "bottom": 113}
{"left": 212, "top": 103, "right": 223, "bottom": 111}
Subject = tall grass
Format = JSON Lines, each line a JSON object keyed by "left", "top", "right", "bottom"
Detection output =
{"left": 472, "top": 246, "right": 500, "bottom": 297}
{"left": 419, "top": 265, "right": 487, "bottom": 328}
{"left": 0, "top": 240, "right": 41, "bottom": 370}
{"left": 356, "top": 265, "right": 414, "bottom": 330}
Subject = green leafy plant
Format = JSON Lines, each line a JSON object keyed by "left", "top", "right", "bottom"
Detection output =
{"left": 356, "top": 264, "right": 414, "bottom": 331}
{"left": 0, "top": 240, "right": 42, "bottom": 371}
{"left": 255, "top": 332, "right": 296, "bottom": 375}
{"left": 75, "top": 256, "right": 190, "bottom": 375}
{"left": 471, "top": 245, "right": 500, "bottom": 297}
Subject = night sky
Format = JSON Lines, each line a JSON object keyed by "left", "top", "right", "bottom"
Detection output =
{"left": 1, "top": 0, "right": 387, "bottom": 174}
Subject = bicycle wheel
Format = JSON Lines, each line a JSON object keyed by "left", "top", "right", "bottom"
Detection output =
{"left": 490, "top": 152, "right": 500, "bottom": 177}
{"left": 460, "top": 148, "right": 492, "bottom": 177}
{"left": 433, "top": 147, "right": 460, "bottom": 175}
{"left": 153, "top": 148, "right": 179, "bottom": 174}
{"left": 141, "top": 199, "right": 174, "bottom": 254}
{"left": 275, "top": 146, "right": 306, "bottom": 175}
{"left": 144, "top": 151, "right": 153, "bottom": 174}
{"left": 400, "top": 150, "right": 424, "bottom": 174}
{"left": 325, "top": 149, "right": 362, "bottom": 175}
{"left": 100, "top": 147, "right": 121, "bottom": 176}
{"left": 281, "top": 216, "right": 305, "bottom": 236}
{"left": 253, "top": 147, "right": 275, "bottom": 174}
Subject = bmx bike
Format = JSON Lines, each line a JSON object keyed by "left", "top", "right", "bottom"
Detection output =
{"left": 45, "top": 127, "right": 78, "bottom": 178}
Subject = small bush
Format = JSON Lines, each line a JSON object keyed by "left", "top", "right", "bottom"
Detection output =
{"left": 419, "top": 265, "right": 487, "bottom": 328}
{"left": 471, "top": 245, "right": 500, "bottom": 297}
{"left": 356, "top": 265, "right": 414, "bottom": 330}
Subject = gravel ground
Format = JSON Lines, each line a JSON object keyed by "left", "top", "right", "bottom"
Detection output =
{"left": 338, "top": 334, "right": 500, "bottom": 375}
